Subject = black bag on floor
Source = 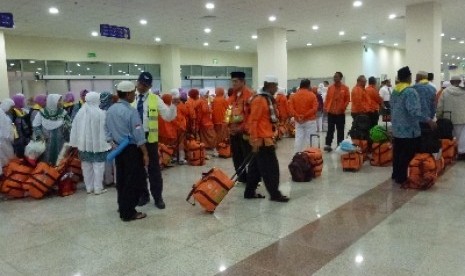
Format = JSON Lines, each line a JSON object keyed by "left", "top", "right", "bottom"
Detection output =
{"left": 288, "top": 152, "right": 313, "bottom": 182}
{"left": 419, "top": 127, "right": 441, "bottom": 154}
{"left": 437, "top": 111, "right": 453, "bottom": 139}
{"left": 349, "top": 114, "right": 371, "bottom": 140}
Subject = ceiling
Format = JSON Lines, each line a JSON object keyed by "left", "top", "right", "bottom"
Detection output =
{"left": 1, "top": 0, "right": 465, "bottom": 65}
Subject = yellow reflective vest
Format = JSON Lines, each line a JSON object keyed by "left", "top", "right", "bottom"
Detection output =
{"left": 133, "top": 93, "right": 159, "bottom": 143}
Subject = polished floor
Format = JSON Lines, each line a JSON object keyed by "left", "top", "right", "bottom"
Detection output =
{"left": 1, "top": 121, "right": 464, "bottom": 276}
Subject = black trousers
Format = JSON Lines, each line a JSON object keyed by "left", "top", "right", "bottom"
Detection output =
{"left": 325, "top": 113, "right": 346, "bottom": 147}
{"left": 367, "top": 111, "right": 380, "bottom": 129}
{"left": 230, "top": 133, "right": 252, "bottom": 183}
{"left": 140, "top": 142, "right": 164, "bottom": 201}
{"left": 116, "top": 145, "right": 147, "bottom": 220}
{"left": 245, "top": 146, "right": 282, "bottom": 199}
{"left": 392, "top": 137, "right": 420, "bottom": 184}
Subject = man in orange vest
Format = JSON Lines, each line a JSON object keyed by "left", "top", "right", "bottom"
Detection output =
{"left": 324, "top": 72, "right": 350, "bottom": 152}
{"left": 350, "top": 75, "right": 368, "bottom": 119}
{"left": 247, "top": 76, "right": 289, "bottom": 202}
{"left": 211, "top": 87, "right": 229, "bottom": 156}
{"left": 366, "top": 76, "right": 383, "bottom": 128}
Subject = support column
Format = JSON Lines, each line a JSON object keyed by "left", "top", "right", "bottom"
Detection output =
{"left": 405, "top": 2, "right": 442, "bottom": 87}
{"left": 160, "top": 45, "right": 181, "bottom": 91}
{"left": 257, "top": 28, "right": 287, "bottom": 89}
{"left": 0, "top": 31, "right": 9, "bottom": 99}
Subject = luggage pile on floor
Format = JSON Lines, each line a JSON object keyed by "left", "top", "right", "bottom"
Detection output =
{"left": 288, "top": 134, "right": 323, "bottom": 182}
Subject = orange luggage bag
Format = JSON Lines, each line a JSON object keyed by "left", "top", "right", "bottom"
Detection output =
{"left": 341, "top": 151, "right": 363, "bottom": 172}
{"left": 405, "top": 153, "right": 437, "bottom": 190}
{"left": 441, "top": 138, "right": 457, "bottom": 165}
{"left": 370, "top": 142, "right": 393, "bottom": 167}
{"left": 158, "top": 143, "right": 174, "bottom": 168}
{"left": 57, "top": 148, "right": 83, "bottom": 181}
{"left": 185, "top": 138, "right": 206, "bottom": 166}
{"left": 303, "top": 134, "right": 323, "bottom": 177}
{"left": 351, "top": 139, "right": 369, "bottom": 161}
{"left": 217, "top": 141, "right": 231, "bottom": 158}
{"left": 435, "top": 156, "right": 445, "bottom": 176}
{"left": 1, "top": 159, "right": 33, "bottom": 198}
{"left": 23, "top": 162, "right": 60, "bottom": 199}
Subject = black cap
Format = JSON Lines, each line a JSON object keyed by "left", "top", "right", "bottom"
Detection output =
{"left": 230, "top": 71, "right": 246, "bottom": 79}
{"left": 397, "top": 66, "right": 411, "bottom": 80}
{"left": 138, "top": 72, "right": 153, "bottom": 86}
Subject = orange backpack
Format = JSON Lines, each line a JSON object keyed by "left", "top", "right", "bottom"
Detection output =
{"left": 185, "top": 139, "right": 206, "bottom": 166}
{"left": 405, "top": 153, "right": 437, "bottom": 190}
{"left": 23, "top": 162, "right": 60, "bottom": 199}
{"left": 158, "top": 143, "right": 174, "bottom": 168}
{"left": 370, "top": 142, "right": 393, "bottom": 166}
{"left": 1, "top": 159, "right": 33, "bottom": 198}
{"left": 441, "top": 139, "right": 457, "bottom": 165}
{"left": 186, "top": 168, "right": 235, "bottom": 212}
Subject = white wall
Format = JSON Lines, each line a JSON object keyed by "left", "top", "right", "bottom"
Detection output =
{"left": 363, "top": 43, "right": 406, "bottom": 81}
{"left": 288, "top": 43, "right": 363, "bottom": 88}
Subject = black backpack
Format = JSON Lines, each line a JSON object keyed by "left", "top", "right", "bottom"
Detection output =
{"left": 288, "top": 152, "right": 313, "bottom": 182}
{"left": 437, "top": 118, "right": 453, "bottom": 139}
{"left": 349, "top": 115, "right": 371, "bottom": 140}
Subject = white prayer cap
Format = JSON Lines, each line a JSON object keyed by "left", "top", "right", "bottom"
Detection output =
{"left": 264, "top": 75, "right": 278, "bottom": 84}
{"left": 450, "top": 75, "right": 462, "bottom": 81}
{"left": 116, "top": 81, "right": 135, "bottom": 92}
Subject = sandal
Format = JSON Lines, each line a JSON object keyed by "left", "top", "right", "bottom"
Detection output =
{"left": 122, "top": 212, "right": 147, "bottom": 222}
{"left": 244, "top": 193, "right": 266, "bottom": 199}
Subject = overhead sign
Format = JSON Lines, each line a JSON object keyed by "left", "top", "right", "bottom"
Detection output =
{"left": 87, "top": 52, "right": 97, "bottom": 58}
{"left": 100, "top": 24, "right": 130, "bottom": 39}
{"left": 0, "top": 13, "right": 14, "bottom": 29}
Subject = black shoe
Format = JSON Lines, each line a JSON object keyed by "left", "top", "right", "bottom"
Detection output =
{"left": 244, "top": 193, "right": 266, "bottom": 199}
{"left": 324, "top": 146, "right": 332, "bottom": 152}
{"left": 137, "top": 196, "right": 150, "bottom": 207}
{"left": 155, "top": 199, "right": 166, "bottom": 209}
{"left": 270, "top": 195, "right": 290, "bottom": 203}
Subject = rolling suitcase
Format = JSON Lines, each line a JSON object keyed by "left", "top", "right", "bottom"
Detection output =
{"left": 186, "top": 154, "right": 254, "bottom": 213}
{"left": 288, "top": 152, "right": 313, "bottom": 182}
{"left": 341, "top": 151, "right": 363, "bottom": 172}
{"left": 303, "top": 134, "right": 323, "bottom": 177}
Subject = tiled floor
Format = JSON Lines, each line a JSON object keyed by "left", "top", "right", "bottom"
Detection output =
{"left": 1, "top": 119, "right": 464, "bottom": 276}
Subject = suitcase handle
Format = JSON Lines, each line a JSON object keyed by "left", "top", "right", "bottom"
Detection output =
{"left": 310, "top": 134, "right": 320, "bottom": 148}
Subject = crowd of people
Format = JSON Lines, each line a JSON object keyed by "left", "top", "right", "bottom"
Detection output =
{"left": 1, "top": 68, "right": 464, "bottom": 221}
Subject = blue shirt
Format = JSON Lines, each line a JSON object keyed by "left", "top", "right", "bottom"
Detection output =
{"left": 106, "top": 99, "right": 146, "bottom": 146}
{"left": 390, "top": 86, "right": 422, "bottom": 138}
{"left": 412, "top": 82, "right": 436, "bottom": 122}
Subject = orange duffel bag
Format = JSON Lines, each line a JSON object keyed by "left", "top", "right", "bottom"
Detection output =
{"left": 185, "top": 139, "right": 206, "bottom": 166}
{"left": 217, "top": 141, "right": 231, "bottom": 158}
{"left": 341, "top": 151, "right": 363, "bottom": 172}
{"left": 441, "top": 139, "right": 457, "bottom": 165}
{"left": 23, "top": 162, "right": 60, "bottom": 199}
{"left": 405, "top": 153, "right": 437, "bottom": 190}
{"left": 57, "top": 148, "right": 83, "bottom": 181}
{"left": 158, "top": 143, "right": 174, "bottom": 168}
{"left": 370, "top": 142, "right": 392, "bottom": 167}
{"left": 351, "top": 139, "right": 369, "bottom": 161}
{"left": 186, "top": 168, "right": 235, "bottom": 213}
{"left": 1, "top": 159, "right": 33, "bottom": 198}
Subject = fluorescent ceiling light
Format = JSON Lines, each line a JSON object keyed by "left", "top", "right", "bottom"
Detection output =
{"left": 203, "top": 42, "right": 209, "bottom": 46}
{"left": 204, "top": 28, "right": 211, "bottom": 33}
{"left": 441, "top": 33, "right": 445, "bottom": 37}
{"left": 49, "top": 7, "right": 59, "bottom": 14}
{"left": 389, "top": 14, "right": 396, "bottom": 19}
{"left": 91, "top": 31, "right": 98, "bottom": 37}
{"left": 154, "top": 37, "right": 161, "bottom": 42}
{"left": 37, "top": 68, "right": 42, "bottom": 71}
{"left": 312, "top": 25, "right": 319, "bottom": 30}
{"left": 140, "top": 19, "right": 147, "bottom": 25}
{"left": 459, "top": 40, "right": 465, "bottom": 44}
{"left": 29, "top": 60, "right": 35, "bottom": 64}
{"left": 77, "top": 63, "right": 81, "bottom": 67}
{"left": 353, "top": 1, "right": 363, "bottom": 7}
{"left": 205, "top": 3, "right": 215, "bottom": 10}
{"left": 235, "top": 45, "right": 240, "bottom": 50}
{"left": 251, "top": 35, "right": 258, "bottom": 39}
{"left": 9, "top": 63, "right": 14, "bottom": 66}
{"left": 379, "top": 40, "right": 384, "bottom": 44}
{"left": 445, "top": 54, "right": 448, "bottom": 56}
{"left": 339, "top": 31, "right": 345, "bottom": 36}
{"left": 306, "top": 43, "right": 312, "bottom": 46}
{"left": 450, "top": 37, "right": 456, "bottom": 40}
{"left": 361, "top": 36, "right": 367, "bottom": 40}
{"left": 394, "top": 43, "right": 398, "bottom": 46}
{"left": 268, "top": 15, "right": 276, "bottom": 22}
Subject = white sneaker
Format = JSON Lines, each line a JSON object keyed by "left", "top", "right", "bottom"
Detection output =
{"left": 86, "top": 190, "right": 93, "bottom": 194}
{"left": 94, "top": 189, "right": 108, "bottom": 195}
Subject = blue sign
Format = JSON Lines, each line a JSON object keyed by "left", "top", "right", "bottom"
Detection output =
{"left": 0, "top": 13, "right": 14, "bottom": 28}
{"left": 100, "top": 24, "right": 130, "bottom": 39}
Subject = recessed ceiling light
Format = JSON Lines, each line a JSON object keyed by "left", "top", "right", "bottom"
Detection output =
{"left": 203, "top": 42, "right": 209, "bottom": 46}
{"left": 251, "top": 35, "right": 258, "bottom": 39}
{"left": 91, "top": 31, "right": 98, "bottom": 37}
{"left": 457, "top": 57, "right": 461, "bottom": 60}
{"left": 445, "top": 54, "right": 448, "bottom": 56}
{"left": 118, "top": 70, "right": 122, "bottom": 73}
{"left": 49, "top": 7, "right": 59, "bottom": 14}
{"left": 268, "top": 15, "right": 277, "bottom": 22}
{"left": 205, "top": 3, "right": 215, "bottom": 10}
{"left": 306, "top": 43, "right": 313, "bottom": 46}
{"left": 204, "top": 28, "right": 211, "bottom": 33}
{"left": 394, "top": 43, "right": 398, "bottom": 46}
{"left": 389, "top": 14, "right": 396, "bottom": 19}
{"left": 450, "top": 37, "right": 456, "bottom": 40}
{"left": 154, "top": 37, "right": 161, "bottom": 42}
{"left": 29, "top": 60, "right": 35, "bottom": 64}
{"left": 87, "top": 68, "right": 90, "bottom": 70}
{"left": 339, "top": 31, "right": 345, "bottom": 36}
{"left": 108, "top": 64, "right": 112, "bottom": 66}
{"left": 312, "top": 25, "right": 319, "bottom": 30}
{"left": 379, "top": 40, "right": 384, "bottom": 44}
{"left": 460, "top": 40, "right": 465, "bottom": 44}
{"left": 353, "top": 1, "right": 363, "bottom": 7}
{"left": 441, "top": 33, "right": 445, "bottom": 37}
{"left": 235, "top": 45, "right": 240, "bottom": 50}
{"left": 140, "top": 19, "right": 147, "bottom": 25}
{"left": 361, "top": 36, "right": 367, "bottom": 40}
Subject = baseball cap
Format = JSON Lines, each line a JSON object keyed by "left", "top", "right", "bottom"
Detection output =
{"left": 138, "top": 72, "right": 153, "bottom": 86}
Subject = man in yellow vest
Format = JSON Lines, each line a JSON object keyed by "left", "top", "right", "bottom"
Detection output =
{"left": 134, "top": 72, "right": 177, "bottom": 209}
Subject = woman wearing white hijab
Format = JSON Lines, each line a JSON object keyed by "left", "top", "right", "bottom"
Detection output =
{"left": 69, "top": 92, "right": 111, "bottom": 195}
{"left": 32, "top": 94, "right": 71, "bottom": 165}
{"left": 0, "top": 105, "right": 15, "bottom": 176}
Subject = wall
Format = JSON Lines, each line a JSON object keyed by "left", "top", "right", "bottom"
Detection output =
{"left": 362, "top": 43, "right": 406, "bottom": 81}
{"left": 288, "top": 43, "right": 363, "bottom": 88}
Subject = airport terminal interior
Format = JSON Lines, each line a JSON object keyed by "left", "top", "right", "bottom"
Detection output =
{"left": 1, "top": 0, "right": 465, "bottom": 275}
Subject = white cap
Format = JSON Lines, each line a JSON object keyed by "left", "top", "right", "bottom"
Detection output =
{"left": 116, "top": 81, "right": 135, "bottom": 92}
{"left": 264, "top": 75, "right": 278, "bottom": 83}
{"left": 170, "top": 88, "right": 180, "bottom": 98}
{"left": 450, "top": 75, "right": 462, "bottom": 81}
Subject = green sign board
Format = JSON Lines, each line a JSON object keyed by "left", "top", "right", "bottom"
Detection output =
{"left": 87, "top": 52, "right": 97, "bottom": 58}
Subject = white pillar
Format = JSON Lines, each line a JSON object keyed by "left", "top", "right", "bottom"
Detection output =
{"left": 160, "top": 45, "right": 181, "bottom": 91}
{"left": 405, "top": 2, "right": 442, "bottom": 87}
{"left": 0, "top": 31, "right": 9, "bottom": 99}
{"left": 257, "top": 28, "right": 287, "bottom": 90}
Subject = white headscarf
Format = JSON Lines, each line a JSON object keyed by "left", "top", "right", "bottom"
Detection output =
{"left": 69, "top": 92, "right": 111, "bottom": 153}
{"left": 0, "top": 109, "right": 13, "bottom": 140}
{"left": 0, "top": 99, "right": 14, "bottom": 113}
{"left": 33, "top": 94, "right": 66, "bottom": 130}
